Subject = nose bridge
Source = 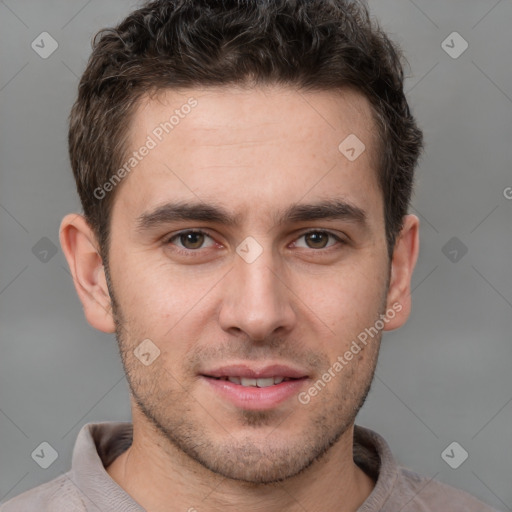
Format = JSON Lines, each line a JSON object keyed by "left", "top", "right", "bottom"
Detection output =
{"left": 219, "top": 240, "right": 295, "bottom": 339}
{"left": 238, "top": 252, "right": 279, "bottom": 304}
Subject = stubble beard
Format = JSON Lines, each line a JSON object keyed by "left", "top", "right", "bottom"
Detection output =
{"left": 105, "top": 264, "right": 384, "bottom": 484}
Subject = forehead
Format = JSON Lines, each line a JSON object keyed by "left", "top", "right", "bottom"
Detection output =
{"left": 132, "top": 84, "right": 379, "bottom": 164}
{"left": 113, "top": 84, "right": 383, "bottom": 228}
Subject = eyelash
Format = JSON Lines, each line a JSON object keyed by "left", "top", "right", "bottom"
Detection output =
{"left": 164, "top": 229, "right": 346, "bottom": 257}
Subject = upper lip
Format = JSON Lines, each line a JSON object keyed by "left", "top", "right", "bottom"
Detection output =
{"left": 201, "top": 364, "right": 308, "bottom": 379}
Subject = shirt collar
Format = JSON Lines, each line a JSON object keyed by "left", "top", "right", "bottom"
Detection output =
{"left": 70, "top": 421, "right": 398, "bottom": 511}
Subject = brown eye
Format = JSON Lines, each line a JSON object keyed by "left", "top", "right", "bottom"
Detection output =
{"left": 294, "top": 231, "right": 341, "bottom": 250}
{"left": 167, "top": 230, "right": 215, "bottom": 251}
{"left": 304, "top": 232, "right": 330, "bottom": 249}
{"left": 180, "top": 232, "right": 205, "bottom": 249}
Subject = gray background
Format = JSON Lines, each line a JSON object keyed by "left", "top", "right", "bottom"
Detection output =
{"left": 1, "top": 0, "right": 511, "bottom": 509}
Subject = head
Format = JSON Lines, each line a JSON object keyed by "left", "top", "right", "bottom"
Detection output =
{"left": 61, "top": 0, "right": 422, "bottom": 484}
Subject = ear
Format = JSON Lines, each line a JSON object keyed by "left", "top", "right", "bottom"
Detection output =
{"left": 59, "top": 214, "right": 116, "bottom": 334}
{"left": 383, "top": 214, "right": 420, "bottom": 331}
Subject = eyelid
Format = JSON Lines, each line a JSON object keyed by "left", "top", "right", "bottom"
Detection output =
{"left": 291, "top": 229, "right": 346, "bottom": 249}
{"left": 165, "top": 229, "right": 217, "bottom": 247}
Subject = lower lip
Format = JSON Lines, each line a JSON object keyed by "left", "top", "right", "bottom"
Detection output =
{"left": 201, "top": 376, "right": 308, "bottom": 410}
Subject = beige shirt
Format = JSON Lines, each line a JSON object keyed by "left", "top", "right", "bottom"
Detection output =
{"left": 0, "top": 422, "right": 500, "bottom": 511}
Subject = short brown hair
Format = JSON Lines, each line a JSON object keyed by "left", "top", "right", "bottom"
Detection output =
{"left": 68, "top": 0, "right": 423, "bottom": 263}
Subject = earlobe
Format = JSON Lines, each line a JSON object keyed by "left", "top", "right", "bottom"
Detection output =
{"left": 383, "top": 214, "right": 420, "bottom": 331}
{"left": 59, "top": 214, "right": 116, "bottom": 334}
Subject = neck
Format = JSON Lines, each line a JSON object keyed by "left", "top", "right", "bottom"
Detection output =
{"left": 106, "top": 412, "right": 375, "bottom": 512}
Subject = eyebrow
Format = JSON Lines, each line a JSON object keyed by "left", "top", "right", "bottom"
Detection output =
{"left": 135, "top": 198, "right": 368, "bottom": 232}
{"left": 277, "top": 199, "right": 367, "bottom": 226}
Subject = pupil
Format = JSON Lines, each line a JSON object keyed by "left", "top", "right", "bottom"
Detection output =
{"left": 182, "top": 232, "right": 204, "bottom": 249}
{"left": 307, "top": 232, "right": 327, "bottom": 248}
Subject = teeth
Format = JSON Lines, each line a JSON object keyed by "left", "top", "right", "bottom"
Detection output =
{"left": 255, "top": 377, "right": 275, "bottom": 388}
{"left": 224, "top": 377, "right": 289, "bottom": 387}
{"left": 240, "top": 377, "right": 257, "bottom": 387}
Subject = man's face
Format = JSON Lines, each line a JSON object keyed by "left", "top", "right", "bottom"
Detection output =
{"left": 106, "top": 85, "right": 390, "bottom": 483}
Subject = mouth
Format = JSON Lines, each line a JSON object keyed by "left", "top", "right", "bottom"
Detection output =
{"left": 200, "top": 364, "right": 309, "bottom": 410}
{"left": 207, "top": 375, "right": 299, "bottom": 387}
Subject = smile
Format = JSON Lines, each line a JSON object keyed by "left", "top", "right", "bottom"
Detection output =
{"left": 200, "top": 364, "right": 309, "bottom": 410}
{"left": 210, "top": 376, "right": 297, "bottom": 387}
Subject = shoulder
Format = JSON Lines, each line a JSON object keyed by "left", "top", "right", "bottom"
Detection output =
{"left": 353, "top": 425, "right": 501, "bottom": 512}
{"left": 0, "top": 472, "right": 88, "bottom": 512}
{"left": 388, "top": 466, "right": 502, "bottom": 512}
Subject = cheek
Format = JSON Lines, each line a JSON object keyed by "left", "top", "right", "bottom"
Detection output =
{"left": 113, "top": 251, "right": 188, "bottom": 308}
{"left": 111, "top": 256, "right": 221, "bottom": 349}
{"left": 294, "top": 260, "right": 388, "bottom": 336}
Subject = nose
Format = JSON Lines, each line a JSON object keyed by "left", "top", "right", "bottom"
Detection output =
{"left": 218, "top": 246, "right": 297, "bottom": 342}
